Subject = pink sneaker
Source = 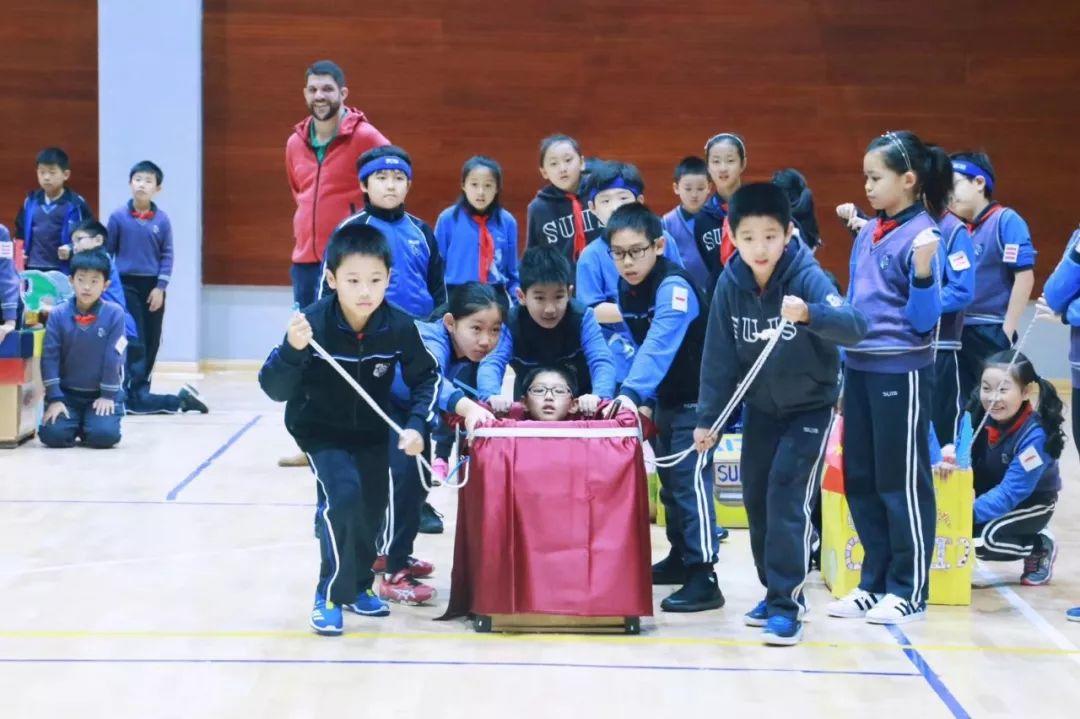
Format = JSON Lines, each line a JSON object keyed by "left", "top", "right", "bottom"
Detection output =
{"left": 431, "top": 458, "right": 450, "bottom": 485}
{"left": 379, "top": 571, "right": 437, "bottom": 605}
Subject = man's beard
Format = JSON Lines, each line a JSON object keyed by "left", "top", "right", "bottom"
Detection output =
{"left": 308, "top": 99, "right": 341, "bottom": 121}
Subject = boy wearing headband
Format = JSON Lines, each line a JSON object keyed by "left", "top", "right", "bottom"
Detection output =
{"left": 325, "top": 145, "right": 447, "bottom": 319}
{"left": 576, "top": 160, "right": 683, "bottom": 381}
{"left": 949, "top": 151, "right": 1036, "bottom": 401}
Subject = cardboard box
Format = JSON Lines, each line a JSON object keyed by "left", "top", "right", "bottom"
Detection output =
{"left": 0, "top": 358, "right": 32, "bottom": 385}
{"left": 650, "top": 433, "right": 748, "bottom": 529}
{"left": 0, "top": 329, "right": 35, "bottom": 359}
{"left": 820, "top": 418, "right": 974, "bottom": 606}
{"left": 0, "top": 381, "right": 38, "bottom": 447}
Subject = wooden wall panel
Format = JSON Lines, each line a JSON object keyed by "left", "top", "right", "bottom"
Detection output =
{"left": 203, "top": 0, "right": 1080, "bottom": 287}
{"left": 0, "top": 1, "right": 98, "bottom": 229}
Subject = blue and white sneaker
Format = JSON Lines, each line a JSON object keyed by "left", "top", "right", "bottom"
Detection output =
{"left": 310, "top": 594, "right": 343, "bottom": 636}
{"left": 1067, "top": 607, "right": 1080, "bottom": 622}
{"left": 762, "top": 615, "right": 803, "bottom": 646}
{"left": 745, "top": 597, "right": 808, "bottom": 627}
{"left": 744, "top": 600, "right": 769, "bottom": 627}
{"left": 345, "top": 588, "right": 390, "bottom": 617}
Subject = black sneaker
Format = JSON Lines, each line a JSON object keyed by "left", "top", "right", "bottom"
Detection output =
{"left": 179, "top": 384, "right": 209, "bottom": 414}
{"left": 651, "top": 553, "right": 688, "bottom": 585}
{"left": 418, "top": 502, "right": 444, "bottom": 534}
{"left": 660, "top": 566, "right": 725, "bottom": 613}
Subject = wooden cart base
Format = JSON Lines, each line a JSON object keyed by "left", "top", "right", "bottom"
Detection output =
{"left": 473, "top": 613, "right": 640, "bottom": 634}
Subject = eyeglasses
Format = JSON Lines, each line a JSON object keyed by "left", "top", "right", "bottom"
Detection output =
{"left": 527, "top": 385, "right": 572, "bottom": 398}
{"left": 608, "top": 245, "right": 653, "bottom": 262}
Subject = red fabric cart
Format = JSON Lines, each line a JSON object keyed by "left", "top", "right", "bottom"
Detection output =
{"left": 441, "top": 408, "right": 653, "bottom": 629}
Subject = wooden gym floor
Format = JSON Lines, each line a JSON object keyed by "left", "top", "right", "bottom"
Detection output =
{"left": 1, "top": 371, "right": 1078, "bottom": 718}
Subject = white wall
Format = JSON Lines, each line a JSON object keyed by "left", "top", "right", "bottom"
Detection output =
{"left": 98, "top": 0, "right": 202, "bottom": 364}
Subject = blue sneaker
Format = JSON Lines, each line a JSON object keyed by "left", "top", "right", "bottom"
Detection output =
{"left": 715, "top": 525, "right": 729, "bottom": 543}
{"left": 1067, "top": 607, "right": 1080, "bottom": 622}
{"left": 345, "top": 588, "right": 390, "bottom": 617}
{"left": 310, "top": 594, "right": 343, "bottom": 636}
{"left": 744, "top": 600, "right": 768, "bottom": 627}
{"left": 745, "top": 597, "right": 807, "bottom": 627}
{"left": 762, "top": 615, "right": 803, "bottom": 646}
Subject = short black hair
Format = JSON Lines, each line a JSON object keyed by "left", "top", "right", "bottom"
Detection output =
{"left": 950, "top": 150, "right": 996, "bottom": 199}
{"left": 728, "top": 183, "right": 792, "bottom": 233}
{"left": 36, "top": 147, "right": 69, "bottom": 170}
{"left": 325, "top": 223, "right": 393, "bottom": 273}
{"left": 603, "top": 202, "right": 663, "bottom": 245}
{"left": 72, "top": 219, "right": 109, "bottom": 246}
{"left": 305, "top": 60, "right": 345, "bottom": 88}
{"left": 356, "top": 144, "right": 412, "bottom": 177}
{"left": 519, "top": 246, "right": 572, "bottom": 290}
{"left": 520, "top": 365, "right": 579, "bottom": 399}
{"left": 130, "top": 160, "right": 163, "bottom": 185}
{"left": 674, "top": 156, "right": 709, "bottom": 182}
{"left": 580, "top": 160, "right": 645, "bottom": 202}
{"left": 69, "top": 248, "right": 111, "bottom": 279}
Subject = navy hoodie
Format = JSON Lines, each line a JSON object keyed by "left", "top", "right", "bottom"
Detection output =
{"left": 697, "top": 241, "right": 868, "bottom": 425}
{"left": 525, "top": 184, "right": 602, "bottom": 266}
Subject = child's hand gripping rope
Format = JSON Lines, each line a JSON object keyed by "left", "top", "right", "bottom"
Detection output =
{"left": 653, "top": 318, "right": 793, "bottom": 468}
{"left": 287, "top": 303, "right": 470, "bottom": 490}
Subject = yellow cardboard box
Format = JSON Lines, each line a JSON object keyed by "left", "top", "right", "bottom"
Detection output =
{"left": 650, "top": 434, "right": 748, "bottom": 529}
{"left": 821, "top": 435, "right": 974, "bottom": 606}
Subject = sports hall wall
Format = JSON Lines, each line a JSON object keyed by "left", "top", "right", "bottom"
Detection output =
{"left": 4, "top": 1, "right": 1079, "bottom": 369}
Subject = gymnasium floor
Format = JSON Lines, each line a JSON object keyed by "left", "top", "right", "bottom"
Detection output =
{"left": 2, "top": 371, "right": 1079, "bottom": 718}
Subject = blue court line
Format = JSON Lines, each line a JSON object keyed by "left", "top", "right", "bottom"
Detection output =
{"left": 886, "top": 624, "right": 971, "bottom": 719}
{"left": 165, "top": 414, "right": 262, "bottom": 501}
{"left": 0, "top": 498, "right": 311, "bottom": 508}
{"left": 0, "top": 657, "right": 920, "bottom": 677}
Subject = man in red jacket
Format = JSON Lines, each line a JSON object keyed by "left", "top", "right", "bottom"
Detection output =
{"left": 281, "top": 59, "right": 389, "bottom": 468}
{"left": 286, "top": 59, "right": 389, "bottom": 308}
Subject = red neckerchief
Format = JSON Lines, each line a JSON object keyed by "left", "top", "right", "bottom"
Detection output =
{"left": 965, "top": 203, "right": 1003, "bottom": 235}
{"left": 566, "top": 192, "right": 587, "bottom": 260}
{"left": 131, "top": 207, "right": 155, "bottom": 221}
{"left": 475, "top": 214, "right": 495, "bottom": 283}
{"left": 872, "top": 218, "right": 899, "bottom": 244}
{"left": 74, "top": 313, "right": 97, "bottom": 328}
{"left": 986, "top": 402, "right": 1033, "bottom": 447}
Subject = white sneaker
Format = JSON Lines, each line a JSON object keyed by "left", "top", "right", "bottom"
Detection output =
{"left": 827, "top": 588, "right": 879, "bottom": 618}
{"left": 865, "top": 593, "right": 925, "bottom": 625}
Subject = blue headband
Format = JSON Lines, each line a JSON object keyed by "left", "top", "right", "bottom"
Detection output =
{"left": 358, "top": 155, "right": 413, "bottom": 182}
{"left": 951, "top": 161, "right": 994, "bottom": 192}
{"left": 587, "top": 176, "right": 644, "bottom": 202}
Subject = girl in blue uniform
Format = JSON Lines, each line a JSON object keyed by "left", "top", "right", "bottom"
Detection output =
{"left": 828, "top": 131, "right": 947, "bottom": 625}
{"left": 435, "top": 157, "right": 520, "bottom": 306}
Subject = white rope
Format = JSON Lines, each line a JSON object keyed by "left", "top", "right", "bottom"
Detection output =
{"left": 651, "top": 319, "right": 792, "bottom": 468}
{"left": 306, "top": 336, "right": 435, "bottom": 476}
{"left": 971, "top": 315, "right": 1039, "bottom": 440}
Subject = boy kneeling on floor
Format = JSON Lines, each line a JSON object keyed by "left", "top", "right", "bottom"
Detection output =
{"left": 39, "top": 249, "right": 128, "bottom": 448}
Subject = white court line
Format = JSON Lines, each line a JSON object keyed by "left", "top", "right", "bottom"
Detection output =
{"left": 974, "top": 563, "right": 1080, "bottom": 667}
{"left": 2, "top": 541, "right": 309, "bottom": 578}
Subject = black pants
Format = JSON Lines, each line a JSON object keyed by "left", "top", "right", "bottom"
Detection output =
{"left": 843, "top": 366, "right": 935, "bottom": 607}
{"left": 975, "top": 492, "right": 1057, "bottom": 560}
{"left": 957, "top": 324, "right": 1010, "bottom": 406}
{"left": 932, "top": 349, "right": 963, "bottom": 445}
{"left": 291, "top": 262, "right": 322, "bottom": 308}
{"left": 307, "top": 443, "right": 390, "bottom": 605}
{"left": 124, "top": 338, "right": 182, "bottom": 414}
{"left": 654, "top": 402, "right": 717, "bottom": 568}
{"left": 122, "top": 275, "right": 165, "bottom": 399}
{"left": 378, "top": 405, "right": 430, "bottom": 574}
{"left": 741, "top": 405, "right": 834, "bottom": 619}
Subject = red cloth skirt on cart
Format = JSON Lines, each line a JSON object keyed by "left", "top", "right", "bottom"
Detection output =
{"left": 441, "top": 408, "right": 653, "bottom": 619}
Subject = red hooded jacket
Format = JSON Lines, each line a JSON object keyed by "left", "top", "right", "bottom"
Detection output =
{"left": 285, "top": 107, "right": 389, "bottom": 264}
